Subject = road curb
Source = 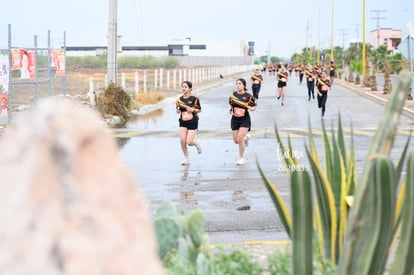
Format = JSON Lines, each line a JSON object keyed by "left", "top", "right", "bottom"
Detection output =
{"left": 336, "top": 80, "right": 414, "bottom": 120}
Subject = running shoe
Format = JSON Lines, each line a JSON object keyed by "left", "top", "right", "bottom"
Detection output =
{"left": 195, "top": 141, "right": 202, "bottom": 154}
{"left": 181, "top": 158, "right": 190, "bottom": 165}
{"left": 244, "top": 134, "right": 250, "bottom": 147}
{"left": 236, "top": 158, "right": 244, "bottom": 165}
{"left": 277, "top": 96, "right": 281, "bottom": 100}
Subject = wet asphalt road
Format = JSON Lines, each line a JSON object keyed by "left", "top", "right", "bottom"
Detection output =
{"left": 115, "top": 72, "right": 414, "bottom": 244}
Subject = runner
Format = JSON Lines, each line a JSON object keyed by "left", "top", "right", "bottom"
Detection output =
{"left": 176, "top": 80, "right": 202, "bottom": 165}
{"left": 298, "top": 63, "right": 305, "bottom": 85}
{"left": 288, "top": 63, "right": 294, "bottom": 77}
{"left": 250, "top": 67, "right": 264, "bottom": 101}
{"left": 329, "top": 61, "right": 336, "bottom": 85}
{"left": 316, "top": 71, "right": 331, "bottom": 118}
{"left": 276, "top": 66, "right": 288, "bottom": 106}
{"left": 305, "top": 63, "right": 316, "bottom": 101}
{"left": 229, "top": 78, "right": 256, "bottom": 165}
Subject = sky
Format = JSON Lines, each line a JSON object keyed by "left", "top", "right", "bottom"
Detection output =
{"left": 1, "top": 0, "right": 412, "bottom": 58}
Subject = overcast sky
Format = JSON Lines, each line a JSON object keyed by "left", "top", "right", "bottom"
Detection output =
{"left": 1, "top": 0, "right": 412, "bottom": 58}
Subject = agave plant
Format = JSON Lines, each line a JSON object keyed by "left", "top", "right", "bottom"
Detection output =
{"left": 258, "top": 70, "right": 413, "bottom": 274}
{"left": 258, "top": 113, "right": 358, "bottom": 264}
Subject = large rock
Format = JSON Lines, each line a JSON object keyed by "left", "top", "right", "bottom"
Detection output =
{"left": 0, "top": 98, "right": 165, "bottom": 275}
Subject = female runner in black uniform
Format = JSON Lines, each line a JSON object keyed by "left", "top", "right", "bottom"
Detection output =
{"left": 305, "top": 63, "right": 316, "bottom": 100}
{"left": 250, "top": 68, "right": 264, "bottom": 101}
{"left": 176, "top": 80, "right": 202, "bottom": 165}
{"left": 329, "top": 61, "right": 336, "bottom": 85}
{"left": 277, "top": 66, "right": 288, "bottom": 106}
{"left": 229, "top": 78, "right": 256, "bottom": 165}
{"left": 316, "top": 71, "right": 331, "bottom": 118}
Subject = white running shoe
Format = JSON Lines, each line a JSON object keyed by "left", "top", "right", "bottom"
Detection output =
{"left": 181, "top": 158, "right": 190, "bottom": 165}
{"left": 236, "top": 158, "right": 244, "bottom": 165}
{"left": 244, "top": 134, "right": 250, "bottom": 147}
{"left": 195, "top": 141, "right": 202, "bottom": 154}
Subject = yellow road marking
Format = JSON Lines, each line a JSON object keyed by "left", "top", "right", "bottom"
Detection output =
{"left": 344, "top": 129, "right": 375, "bottom": 137}
{"left": 285, "top": 127, "right": 328, "bottom": 136}
{"left": 397, "top": 129, "right": 414, "bottom": 136}
{"left": 113, "top": 130, "right": 151, "bottom": 138}
{"left": 198, "top": 129, "right": 228, "bottom": 138}
{"left": 112, "top": 128, "right": 412, "bottom": 139}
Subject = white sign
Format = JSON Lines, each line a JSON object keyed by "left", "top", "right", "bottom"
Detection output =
{"left": 398, "top": 35, "right": 414, "bottom": 61}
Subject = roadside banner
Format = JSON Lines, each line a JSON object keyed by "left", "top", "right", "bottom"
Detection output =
{"left": 0, "top": 94, "right": 8, "bottom": 122}
{"left": 51, "top": 49, "right": 65, "bottom": 76}
{"left": 20, "top": 49, "right": 36, "bottom": 79}
{"left": 398, "top": 35, "right": 414, "bottom": 61}
{"left": 11, "top": 49, "right": 36, "bottom": 79}
{"left": 11, "top": 49, "right": 21, "bottom": 70}
{"left": 0, "top": 54, "right": 9, "bottom": 93}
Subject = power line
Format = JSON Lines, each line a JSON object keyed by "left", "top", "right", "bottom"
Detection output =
{"left": 338, "top": 28, "right": 348, "bottom": 49}
{"left": 370, "top": 9, "right": 386, "bottom": 48}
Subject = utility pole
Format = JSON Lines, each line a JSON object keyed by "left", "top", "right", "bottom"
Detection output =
{"left": 306, "top": 21, "right": 311, "bottom": 59}
{"left": 339, "top": 28, "right": 347, "bottom": 68}
{"left": 107, "top": 0, "right": 118, "bottom": 84}
{"left": 309, "top": 20, "right": 313, "bottom": 61}
{"left": 353, "top": 23, "right": 361, "bottom": 61}
{"left": 267, "top": 41, "right": 271, "bottom": 64}
{"left": 371, "top": 9, "right": 386, "bottom": 48}
{"left": 354, "top": 24, "right": 361, "bottom": 44}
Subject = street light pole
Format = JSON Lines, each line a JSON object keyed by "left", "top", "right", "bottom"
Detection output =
{"left": 362, "top": 0, "right": 366, "bottom": 80}
{"left": 317, "top": 8, "right": 321, "bottom": 64}
{"left": 331, "top": 0, "right": 335, "bottom": 61}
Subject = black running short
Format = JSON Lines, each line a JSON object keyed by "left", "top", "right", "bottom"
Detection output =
{"left": 179, "top": 120, "right": 198, "bottom": 130}
{"left": 231, "top": 117, "right": 251, "bottom": 131}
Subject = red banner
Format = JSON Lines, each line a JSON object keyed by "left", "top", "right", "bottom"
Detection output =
{"left": 0, "top": 94, "right": 8, "bottom": 119}
{"left": 0, "top": 54, "right": 9, "bottom": 93}
{"left": 52, "top": 49, "right": 65, "bottom": 76}
{"left": 11, "top": 49, "right": 36, "bottom": 79}
{"left": 20, "top": 49, "right": 36, "bottom": 79}
{"left": 11, "top": 49, "right": 21, "bottom": 70}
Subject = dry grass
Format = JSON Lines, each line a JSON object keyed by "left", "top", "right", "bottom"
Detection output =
{"left": 133, "top": 92, "right": 166, "bottom": 109}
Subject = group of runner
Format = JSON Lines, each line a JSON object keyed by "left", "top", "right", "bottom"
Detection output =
{"left": 175, "top": 78, "right": 256, "bottom": 166}
{"left": 175, "top": 62, "right": 335, "bottom": 166}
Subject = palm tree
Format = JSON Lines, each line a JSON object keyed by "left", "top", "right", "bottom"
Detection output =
{"left": 389, "top": 52, "right": 405, "bottom": 74}
{"left": 383, "top": 60, "right": 392, "bottom": 94}
{"left": 351, "top": 61, "right": 363, "bottom": 85}
{"left": 371, "top": 45, "right": 388, "bottom": 73}
{"left": 344, "top": 43, "right": 360, "bottom": 66}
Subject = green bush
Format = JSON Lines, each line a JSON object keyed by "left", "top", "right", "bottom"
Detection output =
{"left": 67, "top": 55, "right": 181, "bottom": 69}
{"left": 162, "top": 57, "right": 180, "bottom": 68}
{"left": 153, "top": 201, "right": 345, "bottom": 274}
{"left": 67, "top": 55, "right": 107, "bottom": 69}
{"left": 153, "top": 201, "right": 264, "bottom": 275}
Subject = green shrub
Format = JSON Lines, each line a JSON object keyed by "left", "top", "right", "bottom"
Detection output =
{"left": 266, "top": 250, "right": 291, "bottom": 275}
{"left": 210, "top": 248, "right": 263, "bottom": 275}
{"left": 162, "top": 57, "right": 180, "bottom": 68}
